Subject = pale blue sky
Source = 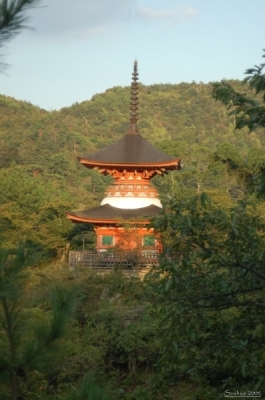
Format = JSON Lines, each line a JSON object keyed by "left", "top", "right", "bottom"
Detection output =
{"left": 1, "top": 0, "right": 265, "bottom": 110}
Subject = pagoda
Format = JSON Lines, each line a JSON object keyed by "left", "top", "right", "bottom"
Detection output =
{"left": 66, "top": 62, "right": 181, "bottom": 253}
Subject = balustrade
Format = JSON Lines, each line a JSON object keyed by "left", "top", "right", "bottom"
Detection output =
{"left": 69, "top": 250, "right": 159, "bottom": 268}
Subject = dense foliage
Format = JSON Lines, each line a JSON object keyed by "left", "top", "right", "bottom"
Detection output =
{"left": 150, "top": 194, "right": 265, "bottom": 397}
{"left": 148, "top": 54, "right": 265, "bottom": 398}
{"left": 0, "top": 255, "right": 172, "bottom": 399}
{"left": 0, "top": 247, "right": 78, "bottom": 400}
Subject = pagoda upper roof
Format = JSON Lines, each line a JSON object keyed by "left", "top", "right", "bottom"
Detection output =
{"left": 66, "top": 204, "right": 161, "bottom": 224}
{"left": 78, "top": 133, "right": 180, "bottom": 168}
{"left": 78, "top": 61, "right": 180, "bottom": 171}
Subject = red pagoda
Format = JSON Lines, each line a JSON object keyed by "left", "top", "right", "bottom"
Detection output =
{"left": 66, "top": 62, "right": 181, "bottom": 253}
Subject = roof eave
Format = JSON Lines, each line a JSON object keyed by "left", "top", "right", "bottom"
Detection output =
{"left": 77, "top": 157, "right": 181, "bottom": 170}
{"left": 66, "top": 212, "right": 151, "bottom": 225}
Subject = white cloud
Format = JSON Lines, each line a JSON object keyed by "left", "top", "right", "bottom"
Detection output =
{"left": 27, "top": 0, "right": 198, "bottom": 39}
{"left": 136, "top": 5, "right": 198, "bottom": 23}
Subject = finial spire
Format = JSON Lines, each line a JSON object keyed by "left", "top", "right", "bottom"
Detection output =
{"left": 128, "top": 60, "right": 139, "bottom": 134}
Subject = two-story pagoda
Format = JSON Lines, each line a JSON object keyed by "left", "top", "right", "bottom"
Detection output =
{"left": 66, "top": 62, "right": 181, "bottom": 253}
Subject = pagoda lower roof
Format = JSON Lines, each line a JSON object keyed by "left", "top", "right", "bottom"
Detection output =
{"left": 78, "top": 133, "right": 180, "bottom": 168}
{"left": 66, "top": 204, "right": 161, "bottom": 224}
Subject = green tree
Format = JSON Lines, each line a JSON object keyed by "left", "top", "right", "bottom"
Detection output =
{"left": 150, "top": 194, "right": 265, "bottom": 395}
{"left": 0, "top": 246, "right": 78, "bottom": 399}
{"left": 0, "top": 247, "right": 116, "bottom": 399}
{"left": 212, "top": 53, "right": 265, "bottom": 132}
{"left": 212, "top": 53, "right": 265, "bottom": 197}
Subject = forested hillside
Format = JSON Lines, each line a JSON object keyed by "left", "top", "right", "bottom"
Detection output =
{"left": 1, "top": 80, "right": 264, "bottom": 258}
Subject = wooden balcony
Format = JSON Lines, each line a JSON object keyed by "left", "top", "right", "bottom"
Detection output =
{"left": 69, "top": 250, "right": 159, "bottom": 269}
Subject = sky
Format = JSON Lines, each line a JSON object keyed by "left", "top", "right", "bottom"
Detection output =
{"left": 0, "top": 0, "right": 265, "bottom": 111}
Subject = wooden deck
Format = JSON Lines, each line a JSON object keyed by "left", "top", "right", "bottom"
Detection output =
{"left": 69, "top": 250, "right": 159, "bottom": 269}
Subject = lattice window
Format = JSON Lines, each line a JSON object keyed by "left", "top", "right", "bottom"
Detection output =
{"left": 143, "top": 235, "right": 155, "bottom": 247}
{"left": 101, "top": 235, "right": 114, "bottom": 246}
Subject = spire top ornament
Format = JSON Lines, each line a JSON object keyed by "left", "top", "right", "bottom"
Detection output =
{"left": 128, "top": 60, "right": 139, "bottom": 134}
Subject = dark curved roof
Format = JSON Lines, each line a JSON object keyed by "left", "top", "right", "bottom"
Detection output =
{"left": 79, "top": 134, "right": 179, "bottom": 166}
{"left": 66, "top": 204, "right": 161, "bottom": 224}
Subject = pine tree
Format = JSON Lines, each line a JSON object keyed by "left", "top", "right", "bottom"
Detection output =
{"left": 0, "top": 246, "right": 77, "bottom": 399}
{"left": 0, "top": 0, "right": 41, "bottom": 69}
